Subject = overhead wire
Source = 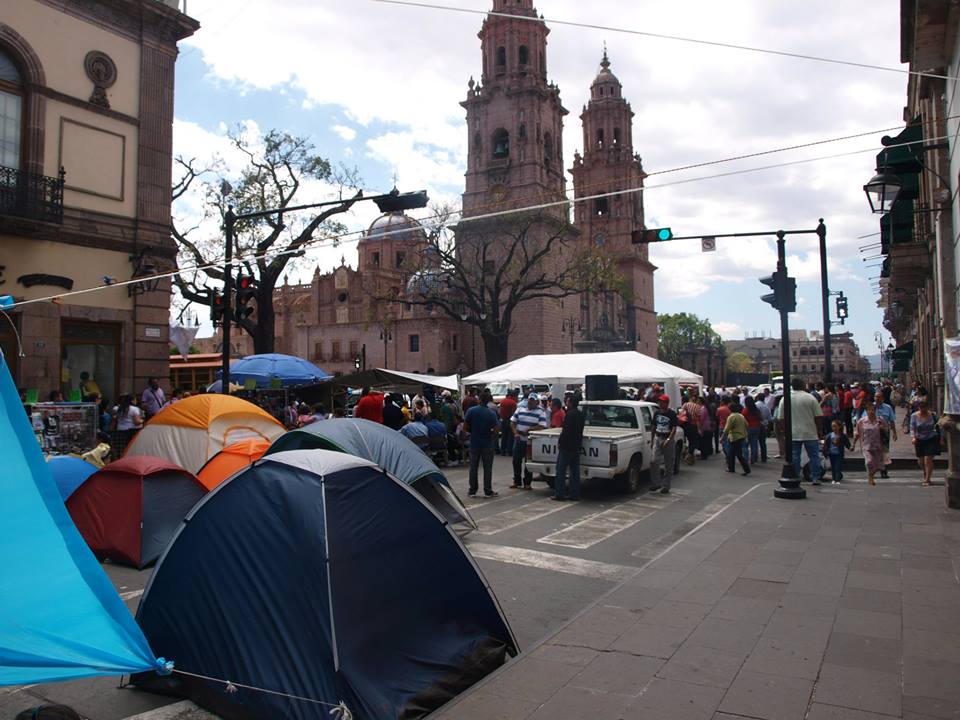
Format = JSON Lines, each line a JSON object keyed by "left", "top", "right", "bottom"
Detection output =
{"left": 368, "top": 0, "right": 960, "bottom": 83}
{"left": 6, "top": 131, "right": 945, "bottom": 311}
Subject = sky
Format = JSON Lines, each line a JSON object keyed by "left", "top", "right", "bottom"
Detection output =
{"left": 170, "top": 0, "right": 907, "bottom": 357}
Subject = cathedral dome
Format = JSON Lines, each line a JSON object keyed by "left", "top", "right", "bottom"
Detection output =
{"left": 363, "top": 211, "right": 428, "bottom": 244}
{"left": 406, "top": 269, "right": 449, "bottom": 297}
{"left": 592, "top": 50, "right": 622, "bottom": 93}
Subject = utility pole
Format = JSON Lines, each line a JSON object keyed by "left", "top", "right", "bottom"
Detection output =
{"left": 817, "top": 221, "right": 832, "bottom": 383}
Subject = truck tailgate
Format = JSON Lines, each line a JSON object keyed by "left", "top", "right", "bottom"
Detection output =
{"left": 529, "top": 428, "right": 642, "bottom": 467}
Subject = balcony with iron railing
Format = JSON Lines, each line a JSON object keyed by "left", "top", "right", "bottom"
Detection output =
{"left": 0, "top": 165, "right": 65, "bottom": 225}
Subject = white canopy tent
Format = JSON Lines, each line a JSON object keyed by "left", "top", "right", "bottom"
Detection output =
{"left": 462, "top": 351, "right": 703, "bottom": 406}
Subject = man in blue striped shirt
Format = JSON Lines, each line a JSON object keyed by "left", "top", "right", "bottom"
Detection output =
{"left": 510, "top": 393, "right": 547, "bottom": 489}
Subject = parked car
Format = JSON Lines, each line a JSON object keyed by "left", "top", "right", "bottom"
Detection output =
{"left": 525, "top": 400, "right": 683, "bottom": 494}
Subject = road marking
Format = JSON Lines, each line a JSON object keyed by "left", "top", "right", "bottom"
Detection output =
{"left": 120, "top": 589, "right": 144, "bottom": 600}
{"left": 120, "top": 700, "right": 215, "bottom": 719}
{"left": 631, "top": 493, "right": 741, "bottom": 560}
{"left": 475, "top": 497, "right": 573, "bottom": 534}
{"left": 0, "top": 684, "right": 37, "bottom": 696}
{"left": 466, "top": 542, "right": 636, "bottom": 582}
{"left": 537, "top": 490, "right": 688, "bottom": 549}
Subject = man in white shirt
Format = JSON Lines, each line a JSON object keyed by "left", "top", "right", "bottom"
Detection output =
{"left": 775, "top": 378, "right": 824, "bottom": 483}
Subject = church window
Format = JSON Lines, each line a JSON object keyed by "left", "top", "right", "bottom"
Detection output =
{"left": 371, "top": 252, "right": 380, "bottom": 268}
{"left": 543, "top": 132, "right": 553, "bottom": 161}
{"left": 596, "top": 128, "right": 604, "bottom": 149}
{"left": 409, "top": 334, "right": 420, "bottom": 353}
{"left": 613, "top": 128, "right": 622, "bottom": 146}
{"left": 496, "top": 46, "right": 506, "bottom": 72}
{"left": 519, "top": 45, "right": 529, "bottom": 65}
{"left": 396, "top": 250, "right": 406, "bottom": 268}
{"left": 519, "top": 123, "right": 526, "bottom": 139}
{"left": 492, "top": 128, "right": 509, "bottom": 158}
{"left": 594, "top": 197, "right": 609, "bottom": 216}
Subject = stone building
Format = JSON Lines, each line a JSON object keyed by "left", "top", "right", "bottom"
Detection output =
{"left": 0, "top": 0, "right": 196, "bottom": 401}
{"left": 270, "top": 0, "right": 658, "bottom": 374}
{"left": 787, "top": 330, "right": 871, "bottom": 385}
{"left": 725, "top": 336, "right": 784, "bottom": 377}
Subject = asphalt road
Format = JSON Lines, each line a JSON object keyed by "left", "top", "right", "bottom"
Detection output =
{"left": 4, "top": 446, "right": 793, "bottom": 719}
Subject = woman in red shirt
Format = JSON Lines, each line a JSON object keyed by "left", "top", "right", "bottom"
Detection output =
{"left": 743, "top": 396, "right": 763, "bottom": 464}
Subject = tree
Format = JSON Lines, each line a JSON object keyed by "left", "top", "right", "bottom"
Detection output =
{"left": 171, "top": 128, "right": 361, "bottom": 354}
{"left": 657, "top": 313, "right": 722, "bottom": 366}
{"left": 726, "top": 351, "right": 755, "bottom": 373}
{"left": 400, "top": 207, "right": 626, "bottom": 368}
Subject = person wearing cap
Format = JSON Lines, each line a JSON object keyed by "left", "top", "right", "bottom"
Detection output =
{"left": 510, "top": 392, "right": 548, "bottom": 489}
{"left": 649, "top": 394, "right": 679, "bottom": 493}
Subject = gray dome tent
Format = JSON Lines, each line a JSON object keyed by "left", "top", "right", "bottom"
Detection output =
{"left": 267, "top": 418, "right": 475, "bottom": 533}
{"left": 134, "top": 451, "right": 516, "bottom": 720}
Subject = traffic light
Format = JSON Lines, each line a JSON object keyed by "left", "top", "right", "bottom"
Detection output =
{"left": 234, "top": 275, "right": 257, "bottom": 324}
{"left": 631, "top": 227, "right": 673, "bottom": 244}
{"left": 210, "top": 290, "right": 226, "bottom": 327}
{"left": 759, "top": 270, "right": 797, "bottom": 313}
{"left": 836, "top": 292, "right": 848, "bottom": 322}
{"left": 354, "top": 356, "right": 362, "bottom": 371}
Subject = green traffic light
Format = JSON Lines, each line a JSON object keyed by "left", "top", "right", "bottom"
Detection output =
{"left": 657, "top": 228, "right": 672, "bottom": 241}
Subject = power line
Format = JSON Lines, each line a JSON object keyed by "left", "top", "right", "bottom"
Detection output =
{"left": 368, "top": 0, "right": 959, "bottom": 83}
{"left": 7, "top": 132, "right": 945, "bottom": 310}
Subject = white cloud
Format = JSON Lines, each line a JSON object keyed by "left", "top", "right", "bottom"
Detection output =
{"left": 331, "top": 125, "right": 357, "bottom": 142}
{"left": 712, "top": 321, "right": 743, "bottom": 339}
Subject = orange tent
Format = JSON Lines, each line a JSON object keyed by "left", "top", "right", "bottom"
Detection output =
{"left": 124, "top": 395, "right": 284, "bottom": 474}
{"left": 196, "top": 438, "right": 271, "bottom": 491}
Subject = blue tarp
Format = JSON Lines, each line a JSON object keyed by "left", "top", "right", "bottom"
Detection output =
{"left": 0, "top": 351, "right": 160, "bottom": 685}
{"left": 217, "top": 353, "right": 331, "bottom": 388}
{"left": 135, "top": 451, "right": 516, "bottom": 720}
{"left": 46, "top": 456, "right": 97, "bottom": 500}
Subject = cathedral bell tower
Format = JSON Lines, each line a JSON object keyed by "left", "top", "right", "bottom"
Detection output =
{"left": 461, "top": 0, "right": 568, "bottom": 217}
{"left": 570, "top": 51, "right": 658, "bottom": 356}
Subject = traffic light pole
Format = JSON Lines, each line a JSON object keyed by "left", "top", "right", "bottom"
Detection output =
{"left": 221, "top": 208, "right": 236, "bottom": 394}
{"left": 773, "top": 230, "right": 804, "bottom": 499}
{"left": 817, "top": 221, "right": 832, "bottom": 384}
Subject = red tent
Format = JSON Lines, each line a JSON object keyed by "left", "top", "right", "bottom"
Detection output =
{"left": 66, "top": 455, "right": 206, "bottom": 569}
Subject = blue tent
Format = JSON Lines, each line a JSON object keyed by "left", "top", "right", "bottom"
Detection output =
{"left": 266, "top": 418, "right": 475, "bottom": 531}
{"left": 217, "top": 353, "right": 331, "bottom": 388}
{"left": 0, "top": 351, "right": 161, "bottom": 685}
{"left": 134, "top": 450, "right": 516, "bottom": 720}
{"left": 46, "top": 456, "right": 97, "bottom": 500}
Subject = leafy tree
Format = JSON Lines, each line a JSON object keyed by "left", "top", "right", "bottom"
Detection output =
{"left": 657, "top": 312, "right": 723, "bottom": 366}
{"left": 171, "top": 128, "right": 361, "bottom": 354}
{"left": 401, "top": 206, "right": 627, "bottom": 368}
{"left": 726, "top": 351, "right": 755, "bottom": 373}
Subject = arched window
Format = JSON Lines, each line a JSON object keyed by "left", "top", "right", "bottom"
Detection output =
{"left": 519, "top": 45, "right": 529, "bottom": 65}
{"left": 492, "top": 128, "right": 509, "bottom": 158}
{"left": 613, "top": 128, "right": 622, "bottom": 146}
{"left": 473, "top": 132, "right": 482, "bottom": 150}
{"left": 543, "top": 132, "right": 553, "bottom": 161}
{"left": 496, "top": 46, "right": 506, "bottom": 72}
{"left": 518, "top": 123, "right": 527, "bottom": 139}
{"left": 0, "top": 49, "right": 23, "bottom": 169}
{"left": 596, "top": 128, "right": 604, "bottom": 149}
{"left": 594, "top": 197, "right": 609, "bottom": 216}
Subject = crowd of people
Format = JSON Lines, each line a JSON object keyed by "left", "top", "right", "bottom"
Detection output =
{"left": 644, "top": 378, "right": 942, "bottom": 489}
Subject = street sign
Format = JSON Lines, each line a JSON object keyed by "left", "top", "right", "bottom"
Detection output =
{"left": 701, "top": 236, "right": 716, "bottom": 253}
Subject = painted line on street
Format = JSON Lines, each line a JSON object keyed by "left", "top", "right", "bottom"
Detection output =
{"left": 120, "top": 700, "right": 215, "bottom": 720}
{"left": 475, "top": 497, "right": 573, "bottom": 535}
{"left": 120, "top": 589, "right": 144, "bottom": 601}
{"left": 0, "top": 684, "right": 37, "bottom": 696}
{"left": 537, "top": 490, "right": 688, "bottom": 550}
{"left": 631, "top": 493, "right": 742, "bottom": 560}
{"left": 466, "top": 542, "right": 636, "bottom": 582}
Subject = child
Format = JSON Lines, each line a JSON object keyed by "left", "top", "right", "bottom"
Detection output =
{"left": 823, "top": 420, "right": 851, "bottom": 484}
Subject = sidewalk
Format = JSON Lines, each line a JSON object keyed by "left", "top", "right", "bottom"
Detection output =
{"left": 434, "top": 481, "right": 960, "bottom": 720}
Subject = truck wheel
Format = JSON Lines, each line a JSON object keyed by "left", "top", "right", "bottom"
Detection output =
{"left": 617, "top": 456, "right": 643, "bottom": 494}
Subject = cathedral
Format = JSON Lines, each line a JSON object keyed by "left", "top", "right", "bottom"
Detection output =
{"left": 272, "top": 0, "right": 656, "bottom": 375}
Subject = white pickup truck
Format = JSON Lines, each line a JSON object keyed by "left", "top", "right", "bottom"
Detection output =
{"left": 525, "top": 400, "right": 683, "bottom": 494}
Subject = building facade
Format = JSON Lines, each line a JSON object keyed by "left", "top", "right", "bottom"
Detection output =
{"left": 724, "top": 336, "right": 783, "bottom": 377}
{"left": 724, "top": 331, "right": 871, "bottom": 386}
{"left": 271, "top": 1, "right": 657, "bottom": 374}
{"left": 0, "top": 0, "right": 196, "bottom": 401}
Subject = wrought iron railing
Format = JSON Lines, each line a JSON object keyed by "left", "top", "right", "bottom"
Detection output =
{"left": 0, "top": 165, "right": 65, "bottom": 224}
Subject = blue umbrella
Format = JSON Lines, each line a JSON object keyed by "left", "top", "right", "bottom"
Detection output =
{"left": 47, "top": 456, "right": 97, "bottom": 500}
{"left": 217, "top": 353, "right": 331, "bottom": 388}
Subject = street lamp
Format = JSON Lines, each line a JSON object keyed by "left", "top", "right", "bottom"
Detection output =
{"left": 863, "top": 168, "right": 903, "bottom": 215}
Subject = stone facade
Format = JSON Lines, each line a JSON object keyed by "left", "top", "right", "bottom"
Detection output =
{"left": 270, "top": 1, "right": 657, "bottom": 373}
{"left": 0, "top": 0, "right": 197, "bottom": 401}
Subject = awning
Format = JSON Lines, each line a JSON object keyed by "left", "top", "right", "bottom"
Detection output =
{"left": 329, "top": 368, "right": 460, "bottom": 392}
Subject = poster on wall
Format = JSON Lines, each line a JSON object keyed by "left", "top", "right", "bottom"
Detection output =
{"left": 944, "top": 337, "right": 960, "bottom": 415}
{"left": 30, "top": 403, "right": 98, "bottom": 453}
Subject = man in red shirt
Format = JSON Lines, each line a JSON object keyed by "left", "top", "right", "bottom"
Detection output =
{"left": 354, "top": 387, "right": 384, "bottom": 424}
{"left": 549, "top": 397, "right": 565, "bottom": 428}
{"left": 498, "top": 389, "right": 518, "bottom": 456}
